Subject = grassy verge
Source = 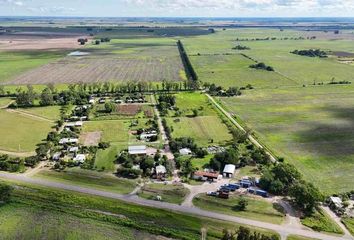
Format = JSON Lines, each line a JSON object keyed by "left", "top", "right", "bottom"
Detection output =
{"left": 138, "top": 183, "right": 190, "bottom": 204}
{"left": 33, "top": 168, "right": 137, "bottom": 194}
{"left": 301, "top": 209, "right": 343, "bottom": 235}
{"left": 1, "top": 181, "right": 279, "bottom": 240}
{"left": 342, "top": 217, "right": 354, "bottom": 236}
{"left": 193, "top": 194, "right": 285, "bottom": 225}
{"left": 287, "top": 235, "right": 319, "bottom": 240}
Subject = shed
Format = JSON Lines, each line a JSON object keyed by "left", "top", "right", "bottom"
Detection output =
{"left": 193, "top": 171, "right": 220, "bottom": 181}
{"left": 179, "top": 148, "right": 192, "bottom": 156}
{"left": 223, "top": 164, "right": 236, "bottom": 178}
{"left": 329, "top": 197, "right": 343, "bottom": 209}
{"left": 128, "top": 145, "right": 147, "bottom": 155}
{"left": 69, "top": 147, "right": 79, "bottom": 152}
{"left": 52, "top": 152, "right": 61, "bottom": 161}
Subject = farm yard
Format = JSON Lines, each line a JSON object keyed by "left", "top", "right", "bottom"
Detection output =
{"left": 221, "top": 85, "right": 354, "bottom": 194}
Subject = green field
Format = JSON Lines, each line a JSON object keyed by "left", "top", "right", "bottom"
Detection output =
{"left": 94, "top": 143, "right": 127, "bottom": 172}
{"left": 34, "top": 168, "right": 136, "bottom": 194}
{"left": 82, "top": 120, "right": 129, "bottom": 143}
{"left": 183, "top": 28, "right": 354, "bottom": 88}
{"left": 0, "top": 109, "right": 53, "bottom": 152}
{"left": 342, "top": 218, "right": 354, "bottom": 236}
{"left": 17, "top": 105, "right": 62, "bottom": 121}
{"left": 0, "top": 50, "right": 66, "bottom": 83}
{"left": 0, "top": 97, "right": 14, "bottom": 108}
{"left": 287, "top": 235, "right": 319, "bottom": 240}
{"left": 221, "top": 85, "right": 354, "bottom": 194}
{"left": 301, "top": 208, "right": 343, "bottom": 234}
{"left": 1, "top": 182, "right": 279, "bottom": 240}
{"left": 0, "top": 203, "right": 152, "bottom": 240}
{"left": 193, "top": 194, "right": 285, "bottom": 224}
{"left": 138, "top": 183, "right": 190, "bottom": 204}
{"left": 166, "top": 116, "right": 232, "bottom": 146}
{"left": 165, "top": 92, "right": 233, "bottom": 146}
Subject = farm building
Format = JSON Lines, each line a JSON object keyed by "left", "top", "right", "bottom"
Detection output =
{"left": 329, "top": 196, "right": 343, "bottom": 209}
{"left": 223, "top": 164, "right": 236, "bottom": 178}
{"left": 179, "top": 148, "right": 192, "bottom": 156}
{"left": 128, "top": 145, "right": 147, "bottom": 155}
{"left": 193, "top": 171, "right": 221, "bottom": 182}
{"left": 140, "top": 131, "right": 158, "bottom": 141}
{"left": 73, "top": 154, "right": 86, "bottom": 164}
{"left": 59, "top": 138, "right": 79, "bottom": 145}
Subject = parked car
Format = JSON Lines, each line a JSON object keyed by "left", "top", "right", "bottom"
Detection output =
{"left": 207, "top": 191, "right": 218, "bottom": 197}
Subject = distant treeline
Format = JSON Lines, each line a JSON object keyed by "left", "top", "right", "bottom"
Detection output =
{"left": 177, "top": 40, "right": 198, "bottom": 84}
{"left": 232, "top": 45, "right": 250, "bottom": 50}
{"left": 291, "top": 49, "right": 328, "bottom": 58}
{"left": 249, "top": 62, "right": 274, "bottom": 72}
{"left": 235, "top": 36, "right": 317, "bottom": 41}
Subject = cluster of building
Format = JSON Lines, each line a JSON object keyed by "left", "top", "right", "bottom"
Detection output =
{"left": 192, "top": 164, "right": 236, "bottom": 182}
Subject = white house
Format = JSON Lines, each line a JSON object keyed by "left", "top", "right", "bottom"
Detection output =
{"left": 73, "top": 154, "right": 86, "bottom": 164}
{"left": 179, "top": 148, "right": 192, "bottom": 156}
{"left": 155, "top": 165, "right": 167, "bottom": 175}
{"left": 329, "top": 197, "right": 343, "bottom": 209}
{"left": 128, "top": 145, "right": 147, "bottom": 155}
{"left": 223, "top": 164, "right": 236, "bottom": 178}
{"left": 69, "top": 147, "right": 79, "bottom": 152}
{"left": 59, "top": 138, "right": 79, "bottom": 145}
{"left": 52, "top": 152, "right": 61, "bottom": 161}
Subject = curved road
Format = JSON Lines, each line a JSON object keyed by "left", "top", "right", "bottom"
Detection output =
{"left": 0, "top": 171, "right": 352, "bottom": 240}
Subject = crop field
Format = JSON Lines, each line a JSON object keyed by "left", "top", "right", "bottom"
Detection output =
{"left": 0, "top": 50, "right": 66, "bottom": 84}
{"left": 0, "top": 109, "right": 53, "bottom": 152}
{"left": 221, "top": 85, "right": 354, "bottom": 194}
{"left": 183, "top": 28, "right": 354, "bottom": 88}
{"left": 6, "top": 38, "right": 185, "bottom": 85}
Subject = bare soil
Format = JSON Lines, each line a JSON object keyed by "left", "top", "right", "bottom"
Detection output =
{"left": 80, "top": 131, "right": 102, "bottom": 146}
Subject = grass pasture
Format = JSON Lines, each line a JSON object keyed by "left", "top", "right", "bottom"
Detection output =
{"left": 342, "top": 218, "right": 354, "bottom": 236}
{"left": 301, "top": 209, "right": 343, "bottom": 234}
{"left": 34, "top": 168, "right": 136, "bottom": 194}
{"left": 166, "top": 116, "right": 232, "bottom": 146}
{"left": 138, "top": 183, "right": 190, "bottom": 204}
{"left": 221, "top": 85, "right": 354, "bottom": 194}
{"left": 193, "top": 194, "right": 285, "bottom": 224}
{"left": 17, "top": 105, "right": 61, "bottom": 121}
{"left": 0, "top": 109, "right": 53, "bottom": 152}
{"left": 82, "top": 120, "right": 129, "bottom": 143}
{"left": 183, "top": 28, "right": 354, "bottom": 88}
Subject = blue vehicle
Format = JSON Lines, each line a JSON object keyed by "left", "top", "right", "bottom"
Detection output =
{"left": 228, "top": 183, "right": 240, "bottom": 190}
{"left": 256, "top": 190, "right": 268, "bottom": 198}
{"left": 247, "top": 188, "right": 256, "bottom": 194}
{"left": 240, "top": 180, "right": 252, "bottom": 188}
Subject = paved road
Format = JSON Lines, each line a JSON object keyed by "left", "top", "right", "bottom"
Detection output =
{"left": 206, "top": 94, "right": 277, "bottom": 162}
{"left": 0, "top": 171, "right": 352, "bottom": 240}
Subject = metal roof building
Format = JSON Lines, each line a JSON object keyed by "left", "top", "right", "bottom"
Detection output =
{"left": 128, "top": 145, "right": 147, "bottom": 155}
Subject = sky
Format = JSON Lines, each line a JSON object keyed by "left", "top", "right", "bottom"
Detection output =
{"left": 0, "top": 0, "right": 354, "bottom": 17}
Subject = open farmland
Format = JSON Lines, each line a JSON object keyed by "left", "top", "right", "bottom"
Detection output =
{"left": 0, "top": 109, "right": 53, "bottom": 153}
{"left": 183, "top": 28, "right": 354, "bottom": 88}
{"left": 81, "top": 120, "right": 129, "bottom": 143}
{"left": 6, "top": 38, "right": 185, "bottom": 85}
{"left": 221, "top": 85, "right": 354, "bottom": 194}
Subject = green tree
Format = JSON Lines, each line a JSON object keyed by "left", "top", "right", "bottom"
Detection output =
{"left": 237, "top": 197, "right": 248, "bottom": 211}
{"left": 104, "top": 102, "right": 115, "bottom": 113}
{"left": 40, "top": 87, "right": 54, "bottom": 106}
{"left": 289, "top": 181, "right": 323, "bottom": 214}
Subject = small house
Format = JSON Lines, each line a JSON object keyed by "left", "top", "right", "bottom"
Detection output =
{"left": 179, "top": 148, "right": 192, "bottom": 156}
{"left": 69, "top": 147, "right": 79, "bottom": 153}
{"left": 128, "top": 145, "right": 147, "bottom": 155}
{"left": 73, "top": 154, "right": 86, "bottom": 164}
{"left": 223, "top": 164, "right": 236, "bottom": 178}
{"left": 52, "top": 152, "right": 61, "bottom": 161}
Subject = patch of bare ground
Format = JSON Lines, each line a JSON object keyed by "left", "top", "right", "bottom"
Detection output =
{"left": 80, "top": 131, "right": 102, "bottom": 146}
{"left": 117, "top": 105, "right": 141, "bottom": 116}
{"left": 0, "top": 35, "right": 90, "bottom": 50}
